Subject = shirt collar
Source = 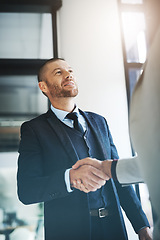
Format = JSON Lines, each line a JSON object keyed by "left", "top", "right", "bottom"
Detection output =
{"left": 51, "top": 104, "right": 79, "bottom": 122}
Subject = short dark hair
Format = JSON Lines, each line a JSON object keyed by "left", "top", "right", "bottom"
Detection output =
{"left": 37, "top": 57, "right": 65, "bottom": 83}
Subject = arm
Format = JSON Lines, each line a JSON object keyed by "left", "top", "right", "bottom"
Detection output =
{"left": 104, "top": 124, "right": 151, "bottom": 236}
{"left": 17, "top": 122, "right": 70, "bottom": 204}
{"left": 114, "top": 180, "right": 151, "bottom": 237}
{"left": 138, "top": 227, "right": 152, "bottom": 240}
{"left": 106, "top": 122, "right": 144, "bottom": 184}
{"left": 116, "top": 155, "right": 144, "bottom": 184}
{"left": 17, "top": 122, "right": 107, "bottom": 203}
{"left": 108, "top": 126, "right": 151, "bottom": 238}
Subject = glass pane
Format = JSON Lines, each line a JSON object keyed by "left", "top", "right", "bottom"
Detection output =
{"left": 0, "top": 75, "right": 48, "bottom": 152}
{"left": 128, "top": 68, "right": 142, "bottom": 97}
{"left": 121, "top": 0, "right": 143, "bottom": 3}
{"left": 122, "top": 12, "right": 147, "bottom": 63}
{"left": 0, "top": 166, "right": 44, "bottom": 239}
{"left": 0, "top": 13, "right": 53, "bottom": 59}
{"left": 0, "top": 76, "right": 48, "bottom": 115}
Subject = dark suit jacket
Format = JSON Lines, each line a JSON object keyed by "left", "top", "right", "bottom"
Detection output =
{"left": 17, "top": 109, "right": 149, "bottom": 240}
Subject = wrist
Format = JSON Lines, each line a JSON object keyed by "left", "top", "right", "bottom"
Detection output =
{"left": 102, "top": 160, "right": 112, "bottom": 177}
{"left": 65, "top": 169, "right": 73, "bottom": 192}
{"left": 138, "top": 226, "right": 150, "bottom": 234}
{"left": 111, "top": 159, "right": 118, "bottom": 180}
{"left": 69, "top": 169, "right": 75, "bottom": 186}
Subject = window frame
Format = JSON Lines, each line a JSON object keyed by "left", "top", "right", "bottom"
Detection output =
{"left": 117, "top": 0, "right": 147, "bottom": 107}
{"left": 0, "top": 0, "right": 62, "bottom": 77}
{"left": 0, "top": 0, "right": 62, "bottom": 151}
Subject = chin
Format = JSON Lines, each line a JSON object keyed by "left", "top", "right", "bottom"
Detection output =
{"left": 64, "top": 89, "right": 78, "bottom": 97}
{"left": 71, "top": 89, "right": 79, "bottom": 97}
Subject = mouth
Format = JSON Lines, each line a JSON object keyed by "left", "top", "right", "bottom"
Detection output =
{"left": 63, "top": 81, "right": 75, "bottom": 87}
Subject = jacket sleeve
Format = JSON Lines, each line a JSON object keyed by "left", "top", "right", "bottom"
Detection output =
{"left": 107, "top": 124, "right": 150, "bottom": 233}
{"left": 17, "top": 122, "right": 70, "bottom": 205}
{"left": 114, "top": 181, "right": 150, "bottom": 233}
{"left": 116, "top": 156, "right": 144, "bottom": 185}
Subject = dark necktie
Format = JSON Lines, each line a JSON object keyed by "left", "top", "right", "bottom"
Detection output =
{"left": 66, "top": 112, "right": 84, "bottom": 134}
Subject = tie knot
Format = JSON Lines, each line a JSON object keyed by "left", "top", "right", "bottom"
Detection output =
{"left": 66, "top": 112, "right": 78, "bottom": 121}
{"left": 66, "top": 112, "right": 84, "bottom": 134}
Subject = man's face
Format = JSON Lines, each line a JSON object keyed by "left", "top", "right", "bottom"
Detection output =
{"left": 42, "top": 60, "right": 78, "bottom": 98}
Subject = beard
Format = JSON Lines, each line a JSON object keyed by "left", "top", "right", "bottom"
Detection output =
{"left": 46, "top": 82, "right": 78, "bottom": 98}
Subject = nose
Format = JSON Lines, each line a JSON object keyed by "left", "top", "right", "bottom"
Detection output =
{"left": 65, "top": 70, "right": 72, "bottom": 80}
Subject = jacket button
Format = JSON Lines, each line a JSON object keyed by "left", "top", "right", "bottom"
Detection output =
{"left": 50, "top": 193, "right": 55, "bottom": 198}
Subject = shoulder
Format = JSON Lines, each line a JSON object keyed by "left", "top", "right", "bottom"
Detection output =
{"left": 85, "top": 111, "right": 103, "bottom": 118}
{"left": 21, "top": 110, "right": 50, "bottom": 129}
{"left": 82, "top": 110, "right": 108, "bottom": 125}
{"left": 79, "top": 109, "right": 111, "bottom": 133}
{"left": 80, "top": 109, "right": 104, "bottom": 119}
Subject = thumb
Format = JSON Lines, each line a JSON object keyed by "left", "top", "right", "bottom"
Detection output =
{"left": 72, "top": 159, "right": 86, "bottom": 169}
{"left": 72, "top": 158, "right": 101, "bottom": 170}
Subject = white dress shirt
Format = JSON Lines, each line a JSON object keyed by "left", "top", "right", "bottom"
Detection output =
{"left": 51, "top": 105, "right": 87, "bottom": 192}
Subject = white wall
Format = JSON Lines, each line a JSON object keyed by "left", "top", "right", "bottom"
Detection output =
{"left": 58, "top": 2, "right": 138, "bottom": 238}
{"left": 57, "top": 0, "right": 132, "bottom": 158}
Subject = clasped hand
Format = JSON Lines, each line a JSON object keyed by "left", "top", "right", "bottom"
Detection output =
{"left": 69, "top": 157, "right": 112, "bottom": 193}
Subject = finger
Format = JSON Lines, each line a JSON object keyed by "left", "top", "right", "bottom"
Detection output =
{"left": 72, "top": 180, "right": 77, "bottom": 187}
{"left": 74, "top": 180, "right": 91, "bottom": 194}
{"left": 79, "top": 183, "right": 90, "bottom": 193}
{"left": 83, "top": 165, "right": 108, "bottom": 183}
{"left": 73, "top": 180, "right": 90, "bottom": 193}
{"left": 82, "top": 177, "right": 106, "bottom": 191}
{"left": 91, "top": 166, "right": 108, "bottom": 181}
{"left": 75, "top": 166, "right": 107, "bottom": 189}
{"left": 72, "top": 179, "right": 82, "bottom": 188}
{"left": 76, "top": 179, "right": 82, "bottom": 189}
{"left": 84, "top": 182, "right": 99, "bottom": 192}
{"left": 77, "top": 179, "right": 81, "bottom": 184}
{"left": 72, "top": 157, "right": 101, "bottom": 170}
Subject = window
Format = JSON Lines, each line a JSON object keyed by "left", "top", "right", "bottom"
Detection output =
{"left": 0, "top": 1, "right": 62, "bottom": 152}
{"left": 0, "top": 13, "right": 53, "bottom": 59}
{"left": 118, "top": 1, "right": 147, "bottom": 102}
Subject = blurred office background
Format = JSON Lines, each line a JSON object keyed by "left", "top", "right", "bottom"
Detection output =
{"left": 0, "top": 0, "right": 158, "bottom": 239}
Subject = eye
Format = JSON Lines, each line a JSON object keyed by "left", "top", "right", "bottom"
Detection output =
{"left": 69, "top": 69, "right": 73, "bottom": 73}
{"left": 55, "top": 70, "right": 62, "bottom": 75}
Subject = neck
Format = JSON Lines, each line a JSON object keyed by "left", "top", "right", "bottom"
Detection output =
{"left": 49, "top": 97, "right": 76, "bottom": 112}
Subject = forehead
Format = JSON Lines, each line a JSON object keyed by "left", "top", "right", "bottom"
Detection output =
{"left": 46, "top": 60, "right": 71, "bottom": 71}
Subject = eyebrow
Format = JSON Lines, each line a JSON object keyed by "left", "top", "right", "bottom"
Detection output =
{"left": 52, "top": 67, "right": 73, "bottom": 73}
{"left": 52, "top": 68, "right": 61, "bottom": 73}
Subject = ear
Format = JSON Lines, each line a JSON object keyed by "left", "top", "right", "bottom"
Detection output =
{"left": 38, "top": 81, "right": 48, "bottom": 94}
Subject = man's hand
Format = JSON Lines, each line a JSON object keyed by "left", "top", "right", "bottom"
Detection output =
{"left": 138, "top": 227, "right": 152, "bottom": 240}
{"left": 72, "top": 157, "right": 113, "bottom": 179}
{"left": 70, "top": 163, "right": 108, "bottom": 193}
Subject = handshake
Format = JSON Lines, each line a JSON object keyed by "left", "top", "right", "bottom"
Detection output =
{"left": 70, "top": 158, "right": 113, "bottom": 193}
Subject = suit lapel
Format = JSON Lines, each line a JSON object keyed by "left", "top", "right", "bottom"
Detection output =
{"left": 46, "top": 109, "right": 79, "bottom": 164}
{"left": 80, "top": 110, "right": 109, "bottom": 159}
{"left": 45, "top": 108, "right": 109, "bottom": 163}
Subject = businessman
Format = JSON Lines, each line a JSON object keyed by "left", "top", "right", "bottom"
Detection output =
{"left": 17, "top": 58, "right": 151, "bottom": 240}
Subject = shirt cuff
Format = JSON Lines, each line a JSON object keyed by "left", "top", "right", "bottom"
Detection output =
{"left": 111, "top": 159, "right": 118, "bottom": 181}
{"left": 65, "top": 168, "right": 73, "bottom": 192}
